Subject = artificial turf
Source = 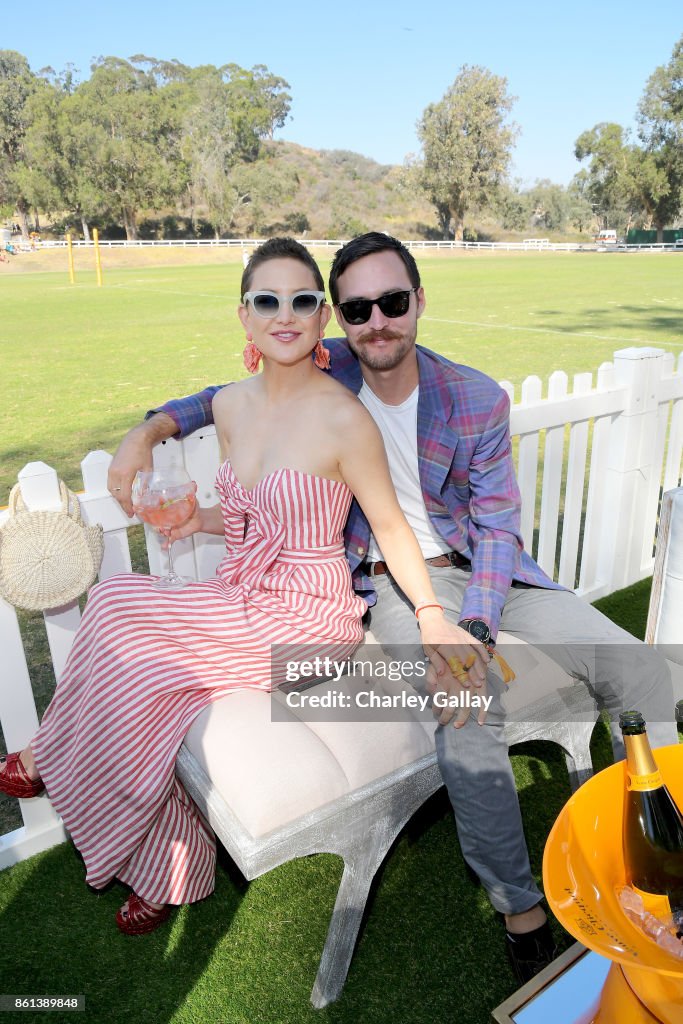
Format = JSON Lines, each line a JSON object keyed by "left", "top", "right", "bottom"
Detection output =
{"left": 0, "top": 548, "right": 655, "bottom": 1024}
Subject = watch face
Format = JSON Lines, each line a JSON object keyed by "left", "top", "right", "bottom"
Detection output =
{"left": 467, "top": 619, "right": 491, "bottom": 645}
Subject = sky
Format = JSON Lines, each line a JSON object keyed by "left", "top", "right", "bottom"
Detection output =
{"left": 4, "top": 1, "right": 682, "bottom": 186}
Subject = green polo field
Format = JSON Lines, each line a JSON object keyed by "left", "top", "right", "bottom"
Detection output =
{"left": 2, "top": 248, "right": 682, "bottom": 500}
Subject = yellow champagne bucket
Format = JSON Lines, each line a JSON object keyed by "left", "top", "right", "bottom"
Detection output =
{"left": 543, "top": 745, "right": 683, "bottom": 1023}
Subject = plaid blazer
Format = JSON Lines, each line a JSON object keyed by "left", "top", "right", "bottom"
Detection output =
{"left": 151, "top": 339, "right": 561, "bottom": 635}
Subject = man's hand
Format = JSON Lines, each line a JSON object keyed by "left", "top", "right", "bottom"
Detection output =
{"left": 107, "top": 414, "right": 178, "bottom": 516}
{"left": 419, "top": 611, "right": 491, "bottom": 727}
{"left": 424, "top": 652, "right": 491, "bottom": 727}
{"left": 419, "top": 611, "right": 490, "bottom": 682}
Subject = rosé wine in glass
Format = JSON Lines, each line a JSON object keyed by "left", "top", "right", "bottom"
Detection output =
{"left": 132, "top": 468, "right": 197, "bottom": 589}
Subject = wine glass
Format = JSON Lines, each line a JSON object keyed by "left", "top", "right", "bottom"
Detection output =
{"left": 132, "top": 467, "right": 198, "bottom": 590}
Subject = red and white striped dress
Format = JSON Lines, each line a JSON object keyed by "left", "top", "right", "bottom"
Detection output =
{"left": 32, "top": 462, "right": 366, "bottom": 905}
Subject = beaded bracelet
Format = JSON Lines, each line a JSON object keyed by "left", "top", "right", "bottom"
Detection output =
{"left": 414, "top": 602, "right": 444, "bottom": 619}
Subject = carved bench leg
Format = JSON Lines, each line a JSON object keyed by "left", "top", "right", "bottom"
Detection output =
{"left": 563, "top": 721, "right": 597, "bottom": 792}
{"left": 564, "top": 751, "right": 595, "bottom": 792}
{"left": 310, "top": 830, "right": 387, "bottom": 1009}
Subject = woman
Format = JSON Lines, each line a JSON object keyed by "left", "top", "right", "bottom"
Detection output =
{"left": 0, "top": 238, "right": 486, "bottom": 935}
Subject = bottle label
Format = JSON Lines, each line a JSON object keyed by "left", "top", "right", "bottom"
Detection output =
{"left": 631, "top": 884, "right": 672, "bottom": 919}
{"left": 627, "top": 769, "right": 664, "bottom": 792}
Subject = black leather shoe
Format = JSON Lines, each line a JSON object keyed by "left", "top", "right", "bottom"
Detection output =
{"left": 505, "top": 921, "right": 558, "bottom": 985}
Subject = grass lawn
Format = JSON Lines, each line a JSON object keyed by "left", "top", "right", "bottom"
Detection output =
{"left": 0, "top": 251, "right": 681, "bottom": 1022}
{"left": 1, "top": 248, "right": 682, "bottom": 500}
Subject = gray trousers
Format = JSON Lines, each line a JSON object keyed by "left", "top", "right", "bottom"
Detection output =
{"left": 367, "top": 566, "right": 677, "bottom": 916}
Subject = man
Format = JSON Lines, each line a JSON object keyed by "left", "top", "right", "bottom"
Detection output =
{"left": 109, "top": 232, "right": 676, "bottom": 983}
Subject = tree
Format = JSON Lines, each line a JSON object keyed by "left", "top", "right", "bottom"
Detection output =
{"left": 566, "top": 171, "right": 595, "bottom": 233}
{"left": 573, "top": 37, "right": 683, "bottom": 241}
{"left": 17, "top": 76, "right": 66, "bottom": 222}
{"left": 64, "top": 57, "right": 185, "bottom": 239}
{"left": 527, "top": 179, "right": 569, "bottom": 232}
{"left": 222, "top": 64, "right": 290, "bottom": 149}
{"left": 227, "top": 155, "right": 298, "bottom": 235}
{"left": 179, "top": 64, "right": 291, "bottom": 238}
{"left": 19, "top": 67, "right": 106, "bottom": 240}
{"left": 0, "top": 50, "right": 42, "bottom": 236}
{"left": 415, "top": 65, "right": 518, "bottom": 239}
{"left": 636, "top": 35, "right": 683, "bottom": 241}
{"left": 180, "top": 68, "right": 241, "bottom": 237}
{"left": 494, "top": 182, "right": 532, "bottom": 232}
{"left": 573, "top": 123, "right": 640, "bottom": 236}
{"left": 628, "top": 149, "right": 674, "bottom": 240}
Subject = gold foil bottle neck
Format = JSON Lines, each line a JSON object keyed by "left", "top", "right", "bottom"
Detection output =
{"left": 625, "top": 732, "right": 659, "bottom": 783}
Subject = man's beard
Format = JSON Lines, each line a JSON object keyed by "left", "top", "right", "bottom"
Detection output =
{"left": 346, "top": 326, "right": 416, "bottom": 371}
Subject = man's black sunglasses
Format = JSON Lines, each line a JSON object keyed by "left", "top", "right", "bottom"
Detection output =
{"left": 336, "top": 288, "right": 417, "bottom": 326}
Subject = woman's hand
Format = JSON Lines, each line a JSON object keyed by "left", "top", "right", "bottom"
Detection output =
{"left": 160, "top": 502, "right": 224, "bottom": 547}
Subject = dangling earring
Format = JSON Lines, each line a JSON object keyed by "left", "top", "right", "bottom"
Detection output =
{"left": 313, "top": 337, "right": 331, "bottom": 370}
{"left": 243, "top": 333, "right": 262, "bottom": 374}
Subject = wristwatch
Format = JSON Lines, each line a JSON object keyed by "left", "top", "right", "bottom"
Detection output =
{"left": 458, "top": 618, "right": 495, "bottom": 649}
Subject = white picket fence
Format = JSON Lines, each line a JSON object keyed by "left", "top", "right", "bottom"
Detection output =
{"left": 506, "top": 346, "right": 683, "bottom": 599}
{"left": 1, "top": 345, "right": 682, "bottom": 869}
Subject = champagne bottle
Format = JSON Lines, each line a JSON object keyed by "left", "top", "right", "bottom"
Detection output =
{"left": 619, "top": 710, "right": 683, "bottom": 919}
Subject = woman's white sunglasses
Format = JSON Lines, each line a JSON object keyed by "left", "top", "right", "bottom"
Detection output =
{"left": 243, "top": 290, "right": 326, "bottom": 319}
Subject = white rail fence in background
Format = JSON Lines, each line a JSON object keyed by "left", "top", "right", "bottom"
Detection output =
{"left": 1, "top": 345, "right": 682, "bottom": 868}
{"left": 20, "top": 238, "right": 683, "bottom": 252}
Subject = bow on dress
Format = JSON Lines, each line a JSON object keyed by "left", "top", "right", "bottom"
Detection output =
{"left": 218, "top": 480, "right": 289, "bottom": 592}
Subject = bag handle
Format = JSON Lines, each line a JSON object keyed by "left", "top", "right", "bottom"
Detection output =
{"left": 7, "top": 480, "right": 82, "bottom": 523}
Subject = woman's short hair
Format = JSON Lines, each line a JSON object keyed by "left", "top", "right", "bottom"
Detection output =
{"left": 240, "top": 238, "right": 325, "bottom": 298}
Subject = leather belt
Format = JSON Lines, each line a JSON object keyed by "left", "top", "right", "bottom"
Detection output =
{"left": 365, "top": 550, "right": 471, "bottom": 577}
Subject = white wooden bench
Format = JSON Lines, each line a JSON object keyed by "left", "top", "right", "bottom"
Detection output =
{"left": 646, "top": 486, "right": 683, "bottom": 698}
{"left": 176, "top": 642, "right": 597, "bottom": 1006}
{"left": 1, "top": 432, "right": 607, "bottom": 1007}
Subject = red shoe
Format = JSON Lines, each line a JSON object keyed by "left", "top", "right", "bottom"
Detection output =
{"left": 0, "top": 752, "right": 45, "bottom": 799}
{"left": 116, "top": 893, "right": 171, "bottom": 936}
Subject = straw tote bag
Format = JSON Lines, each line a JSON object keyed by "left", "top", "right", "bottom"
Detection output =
{"left": 0, "top": 480, "right": 104, "bottom": 611}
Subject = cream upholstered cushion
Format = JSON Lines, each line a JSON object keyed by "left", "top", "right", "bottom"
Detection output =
{"left": 183, "top": 662, "right": 437, "bottom": 840}
{"left": 495, "top": 633, "right": 587, "bottom": 715}
{"left": 182, "top": 630, "right": 582, "bottom": 839}
{"left": 185, "top": 690, "right": 353, "bottom": 838}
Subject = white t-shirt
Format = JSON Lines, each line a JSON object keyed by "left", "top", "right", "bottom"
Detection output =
{"left": 358, "top": 382, "right": 453, "bottom": 562}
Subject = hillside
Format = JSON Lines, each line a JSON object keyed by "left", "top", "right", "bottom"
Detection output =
{"left": 238, "top": 141, "right": 439, "bottom": 239}
{"left": 121, "top": 140, "right": 440, "bottom": 242}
